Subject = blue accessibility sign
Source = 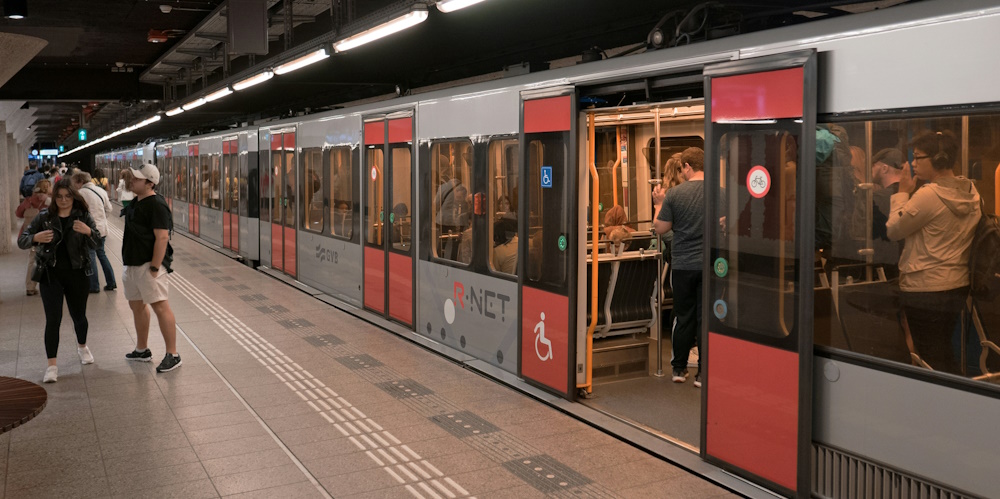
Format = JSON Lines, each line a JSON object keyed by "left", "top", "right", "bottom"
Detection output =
{"left": 540, "top": 166, "right": 553, "bottom": 188}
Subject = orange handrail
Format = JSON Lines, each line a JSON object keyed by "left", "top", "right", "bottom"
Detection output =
{"left": 578, "top": 113, "right": 598, "bottom": 395}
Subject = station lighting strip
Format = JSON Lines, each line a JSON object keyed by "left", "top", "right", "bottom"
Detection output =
{"left": 60, "top": 0, "right": 488, "bottom": 158}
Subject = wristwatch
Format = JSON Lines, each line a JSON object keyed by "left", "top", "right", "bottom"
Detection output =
{"left": 149, "top": 266, "right": 159, "bottom": 272}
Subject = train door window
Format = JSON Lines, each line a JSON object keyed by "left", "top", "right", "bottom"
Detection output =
{"left": 526, "top": 137, "right": 569, "bottom": 287}
{"left": 302, "top": 147, "right": 324, "bottom": 233}
{"left": 431, "top": 141, "right": 473, "bottom": 263}
{"left": 210, "top": 154, "right": 221, "bottom": 209}
{"left": 366, "top": 146, "right": 384, "bottom": 245}
{"left": 329, "top": 146, "right": 353, "bottom": 239}
{"left": 177, "top": 156, "right": 188, "bottom": 201}
{"left": 223, "top": 149, "right": 234, "bottom": 213}
{"left": 390, "top": 145, "right": 412, "bottom": 252}
{"left": 271, "top": 145, "right": 282, "bottom": 225}
{"left": 200, "top": 154, "right": 210, "bottom": 207}
{"left": 283, "top": 145, "right": 296, "bottom": 227}
{"left": 488, "top": 138, "right": 519, "bottom": 276}
{"left": 259, "top": 151, "right": 270, "bottom": 223}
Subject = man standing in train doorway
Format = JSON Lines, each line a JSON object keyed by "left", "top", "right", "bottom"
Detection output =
{"left": 122, "top": 160, "right": 181, "bottom": 373}
{"left": 653, "top": 147, "right": 705, "bottom": 388}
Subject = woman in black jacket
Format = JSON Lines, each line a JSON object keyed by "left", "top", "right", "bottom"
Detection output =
{"left": 18, "top": 179, "right": 103, "bottom": 383}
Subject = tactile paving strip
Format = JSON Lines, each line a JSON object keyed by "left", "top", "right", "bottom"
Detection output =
{"left": 429, "top": 411, "right": 500, "bottom": 438}
{"left": 375, "top": 379, "right": 435, "bottom": 399}
{"left": 303, "top": 334, "right": 344, "bottom": 347}
{"left": 503, "top": 455, "right": 594, "bottom": 494}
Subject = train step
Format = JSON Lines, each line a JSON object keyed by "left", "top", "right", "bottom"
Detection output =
{"left": 592, "top": 337, "right": 649, "bottom": 383}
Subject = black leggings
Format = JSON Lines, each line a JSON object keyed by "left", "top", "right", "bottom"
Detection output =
{"left": 902, "top": 286, "right": 968, "bottom": 376}
{"left": 39, "top": 268, "right": 90, "bottom": 359}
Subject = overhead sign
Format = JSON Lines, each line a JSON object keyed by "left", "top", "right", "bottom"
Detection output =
{"left": 59, "top": 145, "right": 65, "bottom": 152}
{"left": 78, "top": 129, "right": 87, "bottom": 141}
{"left": 40, "top": 149, "right": 59, "bottom": 156}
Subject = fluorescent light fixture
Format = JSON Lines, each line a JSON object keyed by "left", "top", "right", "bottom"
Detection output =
{"left": 205, "top": 86, "right": 233, "bottom": 102}
{"left": 333, "top": 6, "right": 428, "bottom": 53}
{"left": 165, "top": 106, "right": 184, "bottom": 116}
{"left": 182, "top": 98, "right": 207, "bottom": 111}
{"left": 138, "top": 115, "right": 161, "bottom": 127}
{"left": 233, "top": 70, "right": 274, "bottom": 91}
{"left": 436, "top": 0, "right": 487, "bottom": 13}
{"left": 274, "top": 48, "right": 330, "bottom": 75}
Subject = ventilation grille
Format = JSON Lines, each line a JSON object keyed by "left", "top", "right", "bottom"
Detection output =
{"left": 812, "top": 444, "right": 976, "bottom": 499}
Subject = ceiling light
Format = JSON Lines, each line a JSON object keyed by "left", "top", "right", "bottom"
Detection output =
{"left": 165, "top": 106, "right": 184, "bottom": 117}
{"left": 138, "top": 115, "right": 162, "bottom": 127}
{"left": 182, "top": 98, "right": 207, "bottom": 111}
{"left": 333, "top": 6, "right": 428, "bottom": 53}
{"left": 274, "top": 48, "right": 330, "bottom": 75}
{"left": 3, "top": 0, "right": 27, "bottom": 19}
{"left": 233, "top": 70, "right": 274, "bottom": 91}
{"left": 205, "top": 86, "right": 233, "bottom": 102}
{"left": 436, "top": 0, "right": 487, "bottom": 13}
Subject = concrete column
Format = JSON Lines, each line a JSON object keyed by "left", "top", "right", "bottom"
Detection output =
{"left": 0, "top": 121, "right": 10, "bottom": 255}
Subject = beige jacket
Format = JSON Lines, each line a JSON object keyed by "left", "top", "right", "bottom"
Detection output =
{"left": 887, "top": 176, "right": 981, "bottom": 292}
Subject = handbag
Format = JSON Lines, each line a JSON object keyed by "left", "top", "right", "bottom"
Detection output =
{"left": 31, "top": 261, "right": 45, "bottom": 283}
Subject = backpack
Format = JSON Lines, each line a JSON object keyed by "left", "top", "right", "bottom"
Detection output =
{"left": 20, "top": 171, "right": 42, "bottom": 198}
{"left": 969, "top": 199, "right": 1000, "bottom": 300}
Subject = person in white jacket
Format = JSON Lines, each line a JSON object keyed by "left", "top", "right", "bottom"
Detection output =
{"left": 117, "top": 169, "right": 136, "bottom": 207}
{"left": 72, "top": 171, "right": 118, "bottom": 293}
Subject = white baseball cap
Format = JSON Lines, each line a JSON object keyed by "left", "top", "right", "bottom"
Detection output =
{"left": 132, "top": 160, "right": 161, "bottom": 185}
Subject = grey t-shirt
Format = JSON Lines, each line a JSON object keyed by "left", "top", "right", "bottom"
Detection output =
{"left": 657, "top": 180, "right": 704, "bottom": 270}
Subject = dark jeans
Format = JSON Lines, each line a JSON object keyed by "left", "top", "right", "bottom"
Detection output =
{"left": 89, "top": 236, "right": 116, "bottom": 291}
{"left": 902, "top": 286, "right": 968, "bottom": 376}
{"left": 670, "top": 268, "right": 703, "bottom": 372}
{"left": 39, "top": 268, "right": 90, "bottom": 359}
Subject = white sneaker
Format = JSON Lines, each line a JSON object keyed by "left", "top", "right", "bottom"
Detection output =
{"left": 78, "top": 346, "right": 94, "bottom": 365}
{"left": 43, "top": 365, "right": 58, "bottom": 383}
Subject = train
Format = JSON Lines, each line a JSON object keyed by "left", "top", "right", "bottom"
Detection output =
{"left": 93, "top": 1, "right": 1000, "bottom": 497}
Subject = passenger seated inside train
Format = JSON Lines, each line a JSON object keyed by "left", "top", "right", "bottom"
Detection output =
{"left": 332, "top": 200, "right": 351, "bottom": 237}
{"left": 602, "top": 205, "right": 635, "bottom": 255}
{"left": 493, "top": 213, "right": 518, "bottom": 274}
{"left": 390, "top": 202, "right": 410, "bottom": 247}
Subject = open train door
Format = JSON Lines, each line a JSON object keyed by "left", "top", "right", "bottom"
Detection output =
{"left": 701, "top": 50, "right": 816, "bottom": 497}
{"left": 517, "top": 90, "right": 578, "bottom": 398}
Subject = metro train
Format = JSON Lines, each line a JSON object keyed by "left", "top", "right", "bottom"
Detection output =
{"left": 94, "top": 2, "right": 1000, "bottom": 497}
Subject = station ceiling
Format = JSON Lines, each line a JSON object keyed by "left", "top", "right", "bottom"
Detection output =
{"left": 0, "top": 0, "right": 914, "bottom": 158}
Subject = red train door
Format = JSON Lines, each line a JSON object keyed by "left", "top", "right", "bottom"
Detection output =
{"left": 269, "top": 131, "right": 297, "bottom": 277}
{"left": 517, "top": 91, "right": 577, "bottom": 398}
{"left": 701, "top": 50, "right": 817, "bottom": 497}
{"left": 187, "top": 144, "right": 200, "bottom": 236}
{"left": 362, "top": 115, "right": 414, "bottom": 326}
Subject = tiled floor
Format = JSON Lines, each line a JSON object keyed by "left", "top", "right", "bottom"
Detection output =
{"left": 0, "top": 214, "right": 737, "bottom": 499}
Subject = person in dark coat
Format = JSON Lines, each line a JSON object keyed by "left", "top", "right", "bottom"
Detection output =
{"left": 18, "top": 179, "right": 103, "bottom": 383}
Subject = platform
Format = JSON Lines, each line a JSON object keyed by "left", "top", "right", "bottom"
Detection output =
{"left": 0, "top": 213, "right": 737, "bottom": 498}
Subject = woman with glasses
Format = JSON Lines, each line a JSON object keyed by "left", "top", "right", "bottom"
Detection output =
{"left": 17, "top": 179, "right": 103, "bottom": 383}
{"left": 886, "top": 130, "right": 982, "bottom": 375}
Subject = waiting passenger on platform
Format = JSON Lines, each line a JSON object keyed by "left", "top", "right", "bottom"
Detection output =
{"left": 122, "top": 160, "right": 182, "bottom": 373}
{"left": 117, "top": 169, "right": 136, "bottom": 208}
{"left": 18, "top": 179, "right": 103, "bottom": 383}
{"left": 16, "top": 179, "right": 51, "bottom": 296}
{"left": 72, "top": 172, "right": 117, "bottom": 293}
{"left": 887, "top": 131, "right": 981, "bottom": 375}
{"left": 654, "top": 147, "right": 705, "bottom": 387}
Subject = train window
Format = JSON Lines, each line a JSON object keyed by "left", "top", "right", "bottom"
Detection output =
{"left": 197, "top": 154, "right": 207, "bottom": 207}
{"left": 488, "top": 138, "right": 519, "bottom": 276}
{"left": 302, "top": 147, "right": 324, "bottom": 233}
{"left": 259, "top": 152, "right": 270, "bottom": 223}
{"left": 430, "top": 141, "right": 473, "bottom": 264}
{"left": 223, "top": 151, "right": 234, "bottom": 213}
{"left": 210, "top": 154, "right": 222, "bottom": 209}
{"left": 365, "top": 146, "right": 384, "bottom": 245}
{"left": 526, "top": 137, "right": 569, "bottom": 287}
{"left": 329, "top": 147, "right": 353, "bottom": 239}
{"left": 815, "top": 114, "right": 1000, "bottom": 383}
{"left": 283, "top": 145, "right": 296, "bottom": 228}
{"left": 391, "top": 146, "right": 412, "bottom": 252}
{"left": 270, "top": 147, "right": 282, "bottom": 224}
{"left": 176, "top": 156, "right": 188, "bottom": 202}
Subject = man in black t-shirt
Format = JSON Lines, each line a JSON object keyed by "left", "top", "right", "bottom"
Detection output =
{"left": 122, "top": 160, "right": 181, "bottom": 373}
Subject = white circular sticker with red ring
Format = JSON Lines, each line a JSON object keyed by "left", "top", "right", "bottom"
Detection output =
{"left": 371, "top": 166, "right": 378, "bottom": 180}
{"left": 746, "top": 165, "right": 771, "bottom": 199}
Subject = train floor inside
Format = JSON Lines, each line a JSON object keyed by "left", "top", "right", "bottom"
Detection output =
{"left": 582, "top": 335, "right": 701, "bottom": 451}
{"left": 0, "top": 213, "right": 737, "bottom": 499}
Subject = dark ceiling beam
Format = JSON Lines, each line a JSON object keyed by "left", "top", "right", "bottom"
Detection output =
{"left": 177, "top": 49, "right": 219, "bottom": 58}
{"left": 0, "top": 68, "right": 162, "bottom": 101}
{"left": 160, "top": 60, "right": 199, "bottom": 68}
{"left": 195, "top": 32, "right": 228, "bottom": 42}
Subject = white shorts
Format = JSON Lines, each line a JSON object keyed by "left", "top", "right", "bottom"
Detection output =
{"left": 123, "top": 263, "right": 170, "bottom": 304}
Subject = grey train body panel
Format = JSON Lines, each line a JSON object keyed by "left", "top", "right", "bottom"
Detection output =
{"left": 296, "top": 230, "right": 363, "bottom": 308}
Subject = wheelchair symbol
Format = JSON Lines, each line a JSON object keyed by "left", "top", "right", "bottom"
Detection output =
{"left": 540, "top": 166, "right": 553, "bottom": 188}
{"left": 534, "top": 312, "right": 553, "bottom": 361}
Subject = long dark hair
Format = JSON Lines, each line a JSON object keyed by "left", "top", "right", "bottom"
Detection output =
{"left": 45, "top": 178, "right": 89, "bottom": 222}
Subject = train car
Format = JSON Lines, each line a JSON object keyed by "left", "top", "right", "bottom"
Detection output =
{"left": 96, "top": 1, "right": 1000, "bottom": 496}
{"left": 156, "top": 128, "right": 260, "bottom": 263}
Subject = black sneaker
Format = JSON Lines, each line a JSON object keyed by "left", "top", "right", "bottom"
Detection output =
{"left": 104, "top": 285, "right": 117, "bottom": 291}
{"left": 671, "top": 368, "right": 688, "bottom": 383}
{"left": 693, "top": 371, "right": 702, "bottom": 388}
{"left": 125, "top": 348, "right": 152, "bottom": 362}
{"left": 156, "top": 354, "right": 182, "bottom": 373}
